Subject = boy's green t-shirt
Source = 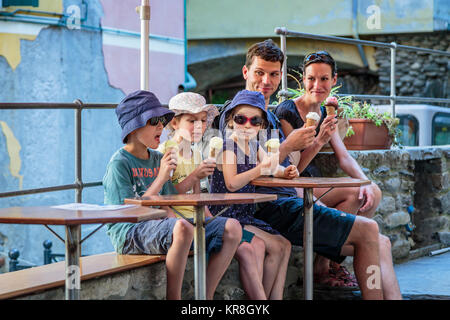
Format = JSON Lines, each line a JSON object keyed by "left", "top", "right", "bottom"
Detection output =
{"left": 103, "top": 147, "right": 177, "bottom": 253}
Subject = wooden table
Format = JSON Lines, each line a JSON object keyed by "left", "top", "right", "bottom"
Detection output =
{"left": 251, "top": 177, "right": 371, "bottom": 300}
{"left": 125, "top": 193, "right": 277, "bottom": 300}
{"left": 0, "top": 205, "right": 166, "bottom": 300}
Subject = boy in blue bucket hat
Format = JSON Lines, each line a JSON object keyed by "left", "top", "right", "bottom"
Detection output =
{"left": 103, "top": 90, "right": 241, "bottom": 300}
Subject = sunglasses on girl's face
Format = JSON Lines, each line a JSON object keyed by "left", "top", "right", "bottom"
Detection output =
{"left": 233, "top": 114, "right": 264, "bottom": 126}
{"left": 148, "top": 116, "right": 168, "bottom": 126}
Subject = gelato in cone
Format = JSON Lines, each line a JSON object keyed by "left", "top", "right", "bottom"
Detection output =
{"left": 209, "top": 137, "right": 223, "bottom": 159}
{"left": 165, "top": 139, "right": 179, "bottom": 178}
{"left": 306, "top": 112, "right": 320, "bottom": 127}
{"left": 325, "top": 96, "right": 338, "bottom": 116}
{"left": 265, "top": 138, "right": 280, "bottom": 154}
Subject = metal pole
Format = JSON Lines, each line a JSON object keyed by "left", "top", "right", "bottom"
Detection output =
{"left": 194, "top": 205, "right": 206, "bottom": 300}
{"left": 65, "top": 225, "right": 81, "bottom": 300}
{"left": 275, "top": 27, "right": 290, "bottom": 102}
{"left": 139, "top": 0, "right": 150, "bottom": 90}
{"left": 390, "top": 42, "right": 397, "bottom": 118}
{"left": 303, "top": 188, "right": 314, "bottom": 300}
{"left": 74, "top": 100, "right": 83, "bottom": 203}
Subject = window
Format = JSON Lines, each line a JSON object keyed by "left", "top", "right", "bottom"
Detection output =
{"left": 2, "top": 0, "right": 39, "bottom": 7}
{"left": 433, "top": 112, "right": 450, "bottom": 146}
{"left": 398, "top": 115, "right": 419, "bottom": 146}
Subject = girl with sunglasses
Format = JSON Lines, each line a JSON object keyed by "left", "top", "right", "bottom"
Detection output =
{"left": 209, "top": 90, "right": 298, "bottom": 300}
{"left": 274, "top": 51, "right": 383, "bottom": 289}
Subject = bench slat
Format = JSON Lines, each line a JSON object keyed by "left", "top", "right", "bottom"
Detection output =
{"left": 0, "top": 252, "right": 165, "bottom": 299}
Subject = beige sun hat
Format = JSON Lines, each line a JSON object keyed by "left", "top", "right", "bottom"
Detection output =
{"left": 167, "top": 92, "right": 219, "bottom": 131}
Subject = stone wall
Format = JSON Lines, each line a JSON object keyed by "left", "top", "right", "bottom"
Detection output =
{"left": 308, "top": 32, "right": 450, "bottom": 100}
{"left": 372, "top": 32, "right": 450, "bottom": 100}
{"left": 314, "top": 146, "right": 450, "bottom": 262}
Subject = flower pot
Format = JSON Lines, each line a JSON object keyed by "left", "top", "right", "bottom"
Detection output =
{"left": 343, "top": 119, "right": 392, "bottom": 150}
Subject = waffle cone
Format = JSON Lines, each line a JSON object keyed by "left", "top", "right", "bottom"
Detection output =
{"left": 306, "top": 118, "right": 317, "bottom": 127}
{"left": 209, "top": 148, "right": 216, "bottom": 159}
{"left": 325, "top": 106, "right": 336, "bottom": 116}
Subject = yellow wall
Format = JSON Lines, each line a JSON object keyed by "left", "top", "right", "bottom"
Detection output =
{"left": 0, "top": 0, "right": 63, "bottom": 70}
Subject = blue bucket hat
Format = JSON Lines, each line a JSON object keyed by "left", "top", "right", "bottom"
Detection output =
{"left": 223, "top": 90, "right": 268, "bottom": 123}
{"left": 116, "top": 90, "right": 174, "bottom": 143}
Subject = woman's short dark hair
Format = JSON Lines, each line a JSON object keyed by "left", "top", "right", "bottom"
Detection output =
{"left": 245, "top": 39, "right": 284, "bottom": 69}
{"left": 302, "top": 50, "right": 337, "bottom": 76}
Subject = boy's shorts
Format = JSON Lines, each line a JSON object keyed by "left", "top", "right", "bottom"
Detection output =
{"left": 255, "top": 196, "right": 356, "bottom": 264}
{"left": 122, "top": 216, "right": 228, "bottom": 256}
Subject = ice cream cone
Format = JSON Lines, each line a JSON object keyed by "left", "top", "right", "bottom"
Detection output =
{"left": 208, "top": 137, "right": 223, "bottom": 160}
{"left": 325, "top": 96, "right": 338, "bottom": 116}
{"left": 165, "top": 139, "right": 179, "bottom": 178}
{"left": 305, "top": 112, "right": 320, "bottom": 127}
{"left": 325, "top": 106, "right": 336, "bottom": 116}
{"left": 306, "top": 118, "right": 317, "bottom": 127}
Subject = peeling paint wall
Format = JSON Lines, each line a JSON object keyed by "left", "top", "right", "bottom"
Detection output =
{"left": 0, "top": 0, "right": 185, "bottom": 266}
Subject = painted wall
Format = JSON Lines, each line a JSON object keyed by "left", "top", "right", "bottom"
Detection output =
{"left": 0, "top": 0, "right": 185, "bottom": 267}
{"left": 187, "top": 0, "right": 446, "bottom": 40}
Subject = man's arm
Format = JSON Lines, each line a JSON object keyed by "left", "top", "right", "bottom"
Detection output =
{"left": 278, "top": 120, "right": 315, "bottom": 164}
{"left": 296, "top": 115, "right": 338, "bottom": 173}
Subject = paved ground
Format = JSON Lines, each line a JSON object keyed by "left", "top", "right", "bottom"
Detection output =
{"left": 314, "top": 250, "right": 450, "bottom": 300}
{"left": 394, "top": 250, "right": 450, "bottom": 299}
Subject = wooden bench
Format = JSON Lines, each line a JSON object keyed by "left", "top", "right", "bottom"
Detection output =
{"left": 0, "top": 252, "right": 165, "bottom": 299}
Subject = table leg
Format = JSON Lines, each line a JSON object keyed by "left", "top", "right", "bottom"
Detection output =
{"left": 65, "top": 225, "right": 81, "bottom": 300}
{"left": 303, "top": 188, "right": 314, "bottom": 300}
{"left": 194, "top": 206, "right": 206, "bottom": 300}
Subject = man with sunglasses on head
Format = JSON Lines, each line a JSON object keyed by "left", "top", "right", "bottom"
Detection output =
{"left": 214, "top": 40, "right": 402, "bottom": 299}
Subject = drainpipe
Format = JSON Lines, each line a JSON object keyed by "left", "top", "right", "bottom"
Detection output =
{"left": 352, "top": 0, "right": 368, "bottom": 69}
{"left": 178, "top": 0, "right": 197, "bottom": 92}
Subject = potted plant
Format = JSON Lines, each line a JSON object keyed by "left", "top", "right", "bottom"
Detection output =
{"left": 277, "top": 79, "right": 401, "bottom": 150}
{"left": 337, "top": 95, "right": 401, "bottom": 150}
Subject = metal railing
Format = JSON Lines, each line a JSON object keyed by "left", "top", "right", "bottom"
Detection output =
{"left": 0, "top": 101, "right": 116, "bottom": 201}
{"left": 0, "top": 101, "right": 176, "bottom": 202}
{"left": 275, "top": 27, "right": 450, "bottom": 116}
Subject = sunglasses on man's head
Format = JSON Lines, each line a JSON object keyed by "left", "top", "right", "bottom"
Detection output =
{"left": 148, "top": 116, "right": 169, "bottom": 126}
{"left": 233, "top": 114, "right": 264, "bottom": 126}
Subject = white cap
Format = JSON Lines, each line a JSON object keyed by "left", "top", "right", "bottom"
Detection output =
{"left": 167, "top": 92, "right": 219, "bottom": 131}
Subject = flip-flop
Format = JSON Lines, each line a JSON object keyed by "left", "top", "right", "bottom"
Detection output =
{"left": 330, "top": 264, "right": 359, "bottom": 288}
{"left": 313, "top": 269, "right": 360, "bottom": 291}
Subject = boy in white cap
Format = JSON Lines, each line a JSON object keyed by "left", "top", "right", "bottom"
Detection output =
{"left": 159, "top": 92, "right": 269, "bottom": 299}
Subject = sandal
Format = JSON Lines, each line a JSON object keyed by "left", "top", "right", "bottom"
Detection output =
{"left": 313, "top": 268, "right": 359, "bottom": 291}
{"left": 329, "top": 263, "right": 359, "bottom": 288}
